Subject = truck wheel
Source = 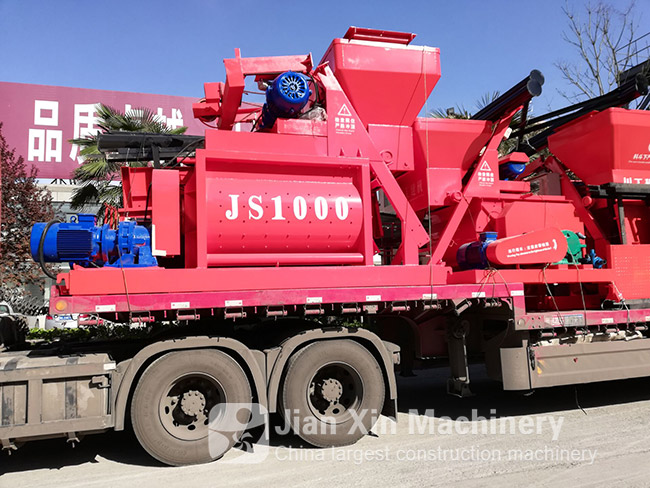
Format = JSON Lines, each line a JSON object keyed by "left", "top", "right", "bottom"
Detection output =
{"left": 280, "top": 339, "right": 385, "bottom": 447}
{"left": 131, "top": 349, "right": 252, "bottom": 466}
{"left": 0, "top": 316, "right": 27, "bottom": 347}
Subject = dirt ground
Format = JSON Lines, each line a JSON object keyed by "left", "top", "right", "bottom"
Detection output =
{"left": 2, "top": 365, "right": 650, "bottom": 488}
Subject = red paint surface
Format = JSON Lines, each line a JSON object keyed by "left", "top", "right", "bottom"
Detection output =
{"left": 42, "top": 28, "right": 650, "bottom": 322}
{"left": 486, "top": 228, "right": 568, "bottom": 266}
{"left": 549, "top": 108, "right": 650, "bottom": 186}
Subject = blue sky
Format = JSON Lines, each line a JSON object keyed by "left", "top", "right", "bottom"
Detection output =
{"left": 1, "top": 0, "right": 648, "bottom": 116}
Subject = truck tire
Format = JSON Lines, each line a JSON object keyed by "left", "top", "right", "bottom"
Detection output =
{"left": 280, "top": 339, "right": 385, "bottom": 447}
{"left": 131, "top": 349, "right": 252, "bottom": 466}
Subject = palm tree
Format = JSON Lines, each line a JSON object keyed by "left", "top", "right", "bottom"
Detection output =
{"left": 430, "top": 91, "right": 539, "bottom": 157}
{"left": 69, "top": 104, "right": 187, "bottom": 217}
{"left": 430, "top": 91, "right": 501, "bottom": 120}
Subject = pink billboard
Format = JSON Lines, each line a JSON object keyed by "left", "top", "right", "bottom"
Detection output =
{"left": 0, "top": 82, "right": 206, "bottom": 180}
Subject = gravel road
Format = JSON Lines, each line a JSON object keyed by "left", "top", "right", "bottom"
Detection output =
{"left": 2, "top": 365, "right": 650, "bottom": 488}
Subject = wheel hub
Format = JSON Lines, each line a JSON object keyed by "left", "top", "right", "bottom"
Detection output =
{"left": 319, "top": 378, "right": 343, "bottom": 403}
{"left": 180, "top": 389, "right": 206, "bottom": 417}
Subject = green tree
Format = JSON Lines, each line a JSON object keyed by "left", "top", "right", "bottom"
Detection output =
{"left": 0, "top": 122, "right": 55, "bottom": 312}
{"left": 69, "top": 104, "right": 187, "bottom": 215}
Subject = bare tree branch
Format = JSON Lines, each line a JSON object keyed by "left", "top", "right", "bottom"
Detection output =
{"left": 557, "top": 1, "right": 647, "bottom": 107}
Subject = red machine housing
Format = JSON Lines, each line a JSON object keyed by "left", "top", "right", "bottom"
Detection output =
{"left": 321, "top": 26, "right": 440, "bottom": 127}
{"left": 484, "top": 228, "right": 568, "bottom": 266}
{"left": 549, "top": 108, "right": 650, "bottom": 186}
{"left": 190, "top": 141, "right": 372, "bottom": 267}
{"left": 547, "top": 108, "right": 650, "bottom": 300}
{"left": 48, "top": 27, "right": 650, "bottom": 323}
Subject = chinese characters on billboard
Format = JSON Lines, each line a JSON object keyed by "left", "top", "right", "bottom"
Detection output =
{"left": 0, "top": 82, "right": 205, "bottom": 180}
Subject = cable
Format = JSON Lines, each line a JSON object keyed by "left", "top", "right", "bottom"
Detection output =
{"left": 307, "top": 73, "right": 321, "bottom": 106}
{"left": 142, "top": 183, "right": 152, "bottom": 224}
{"left": 542, "top": 264, "right": 565, "bottom": 328}
{"left": 616, "top": 31, "right": 650, "bottom": 52}
{"left": 611, "top": 281, "right": 631, "bottom": 327}
{"left": 250, "top": 115, "right": 260, "bottom": 132}
{"left": 574, "top": 387, "right": 587, "bottom": 415}
{"left": 480, "top": 267, "right": 508, "bottom": 301}
{"left": 492, "top": 267, "right": 513, "bottom": 298}
{"left": 38, "top": 220, "right": 61, "bottom": 281}
{"left": 114, "top": 228, "right": 133, "bottom": 320}
{"left": 571, "top": 260, "right": 589, "bottom": 334}
{"left": 199, "top": 119, "right": 218, "bottom": 129}
{"left": 166, "top": 137, "right": 206, "bottom": 168}
{"left": 484, "top": 267, "right": 514, "bottom": 350}
{"left": 619, "top": 44, "right": 650, "bottom": 64}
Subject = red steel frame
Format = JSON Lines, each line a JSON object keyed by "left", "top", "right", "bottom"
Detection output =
{"left": 49, "top": 28, "right": 650, "bottom": 335}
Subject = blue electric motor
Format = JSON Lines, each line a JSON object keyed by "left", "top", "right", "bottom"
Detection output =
{"left": 457, "top": 231, "right": 498, "bottom": 270}
{"left": 30, "top": 214, "right": 157, "bottom": 269}
{"left": 258, "top": 71, "right": 311, "bottom": 130}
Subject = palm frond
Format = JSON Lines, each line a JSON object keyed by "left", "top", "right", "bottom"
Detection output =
{"left": 475, "top": 91, "right": 501, "bottom": 112}
{"left": 68, "top": 103, "right": 189, "bottom": 211}
{"left": 69, "top": 135, "right": 98, "bottom": 148}
{"left": 73, "top": 158, "right": 113, "bottom": 180}
{"left": 429, "top": 105, "right": 471, "bottom": 119}
{"left": 70, "top": 183, "right": 100, "bottom": 210}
